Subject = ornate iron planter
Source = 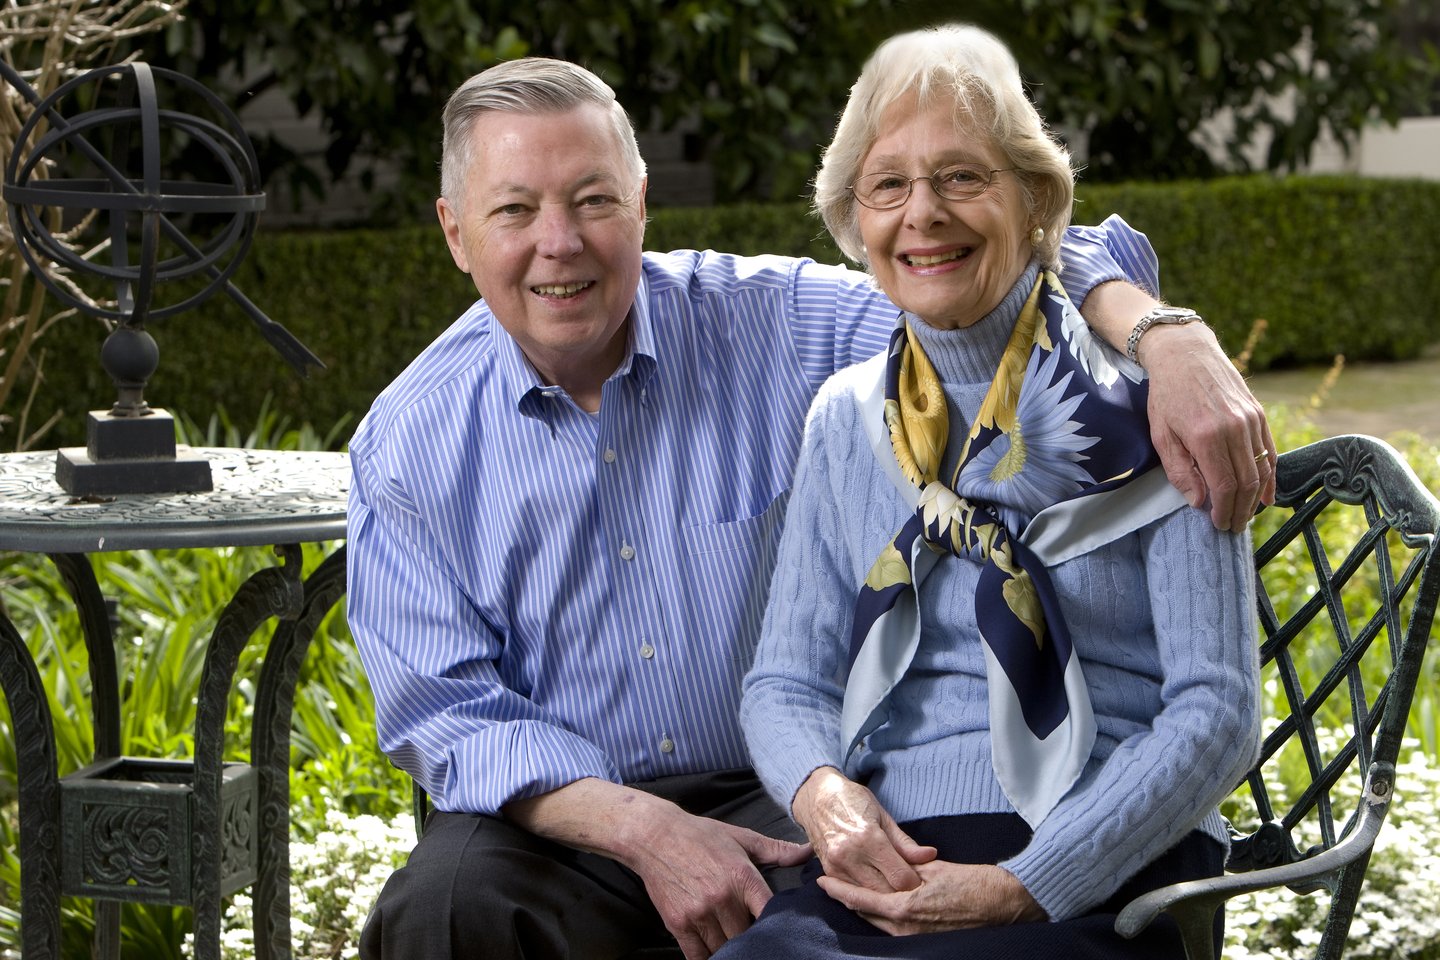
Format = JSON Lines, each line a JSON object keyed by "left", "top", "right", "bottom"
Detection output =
{"left": 61, "top": 757, "right": 258, "bottom": 904}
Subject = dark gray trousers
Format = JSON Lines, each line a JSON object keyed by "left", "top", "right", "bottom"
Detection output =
{"left": 359, "top": 768, "right": 805, "bottom": 960}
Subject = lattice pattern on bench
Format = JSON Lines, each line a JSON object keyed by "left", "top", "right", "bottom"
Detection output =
{"left": 1118, "top": 434, "right": 1440, "bottom": 960}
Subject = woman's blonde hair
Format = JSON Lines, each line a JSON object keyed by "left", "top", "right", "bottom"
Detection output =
{"left": 814, "top": 24, "right": 1074, "bottom": 270}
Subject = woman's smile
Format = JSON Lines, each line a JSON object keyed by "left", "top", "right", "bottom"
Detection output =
{"left": 857, "top": 92, "right": 1032, "bottom": 330}
{"left": 898, "top": 245, "right": 974, "bottom": 269}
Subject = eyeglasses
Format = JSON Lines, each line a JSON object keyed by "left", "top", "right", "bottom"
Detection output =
{"left": 848, "top": 163, "right": 1015, "bottom": 210}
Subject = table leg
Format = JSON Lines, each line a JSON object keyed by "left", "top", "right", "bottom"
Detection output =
{"left": 0, "top": 608, "right": 62, "bottom": 959}
{"left": 252, "top": 546, "right": 348, "bottom": 960}
{"left": 47, "top": 553, "right": 121, "bottom": 759}
{"left": 190, "top": 544, "right": 304, "bottom": 960}
{"left": 46, "top": 553, "right": 124, "bottom": 960}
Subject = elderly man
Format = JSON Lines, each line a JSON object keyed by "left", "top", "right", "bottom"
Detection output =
{"left": 347, "top": 57, "right": 1272, "bottom": 960}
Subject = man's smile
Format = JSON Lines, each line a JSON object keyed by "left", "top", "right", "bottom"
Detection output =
{"left": 531, "top": 281, "right": 594, "bottom": 299}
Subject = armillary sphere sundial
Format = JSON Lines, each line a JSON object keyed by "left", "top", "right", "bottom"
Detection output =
{"left": 1, "top": 59, "right": 323, "bottom": 495}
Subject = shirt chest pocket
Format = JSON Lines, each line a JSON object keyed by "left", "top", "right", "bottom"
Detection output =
{"left": 682, "top": 492, "right": 789, "bottom": 653}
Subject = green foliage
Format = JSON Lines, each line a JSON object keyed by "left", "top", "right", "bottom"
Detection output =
{"left": 1077, "top": 172, "right": 1440, "bottom": 368}
{"left": 136, "top": 0, "right": 530, "bottom": 218}
{"left": 14, "top": 175, "right": 1439, "bottom": 449}
{"left": 642, "top": 202, "right": 844, "bottom": 262}
{"left": 120, "top": 1, "right": 1437, "bottom": 214}
{"left": 1073, "top": 175, "right": 1440, "bottom": 367}
{"left": 959, "top": 0, "right": 1439, "bottom": 181}
{"left": 174, "top": 395, "right": 354, "bottom": 453}
{"left": 127, "top": 0, "right": 903, "bottom": 211}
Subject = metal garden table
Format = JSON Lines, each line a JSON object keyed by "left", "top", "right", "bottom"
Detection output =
{"left": 0, "top": 447, "right": 349, "bottom": 960}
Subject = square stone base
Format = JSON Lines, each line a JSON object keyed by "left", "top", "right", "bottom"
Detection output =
{"left": 55, "top": 409, "right": 214, "bottom": 496}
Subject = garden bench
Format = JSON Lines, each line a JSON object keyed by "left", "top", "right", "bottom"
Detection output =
{"left": 409, "top": 434, "right": 1439, "bottom": 960}
{"left": 1117, "top": 433, "right": 1440, "bottom": 958}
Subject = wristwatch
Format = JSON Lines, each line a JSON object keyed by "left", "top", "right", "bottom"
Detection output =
{"left": 1125, "top": 306, "right": 1203, "bottom": 365}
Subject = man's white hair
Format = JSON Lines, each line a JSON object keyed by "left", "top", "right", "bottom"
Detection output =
{"left": 440, "top": 58, "right": 647, "bottom": 209}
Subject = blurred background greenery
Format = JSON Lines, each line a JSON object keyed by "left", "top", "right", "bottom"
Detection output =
{"left": 3, "top": 0, "right": 1440, "bottom": 955}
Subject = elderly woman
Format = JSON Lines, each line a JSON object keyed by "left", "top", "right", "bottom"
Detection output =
{"left": 715, "top": 24, "right": 1261, "bottom": 960}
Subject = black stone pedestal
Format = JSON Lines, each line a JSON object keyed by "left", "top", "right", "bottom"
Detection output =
{"left": 56, "top": 409, "right": 213, "bottom": 496}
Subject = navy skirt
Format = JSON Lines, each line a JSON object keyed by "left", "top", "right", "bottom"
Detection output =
{"left": 714, "top": 813, "right": 1224, "bottom": 960}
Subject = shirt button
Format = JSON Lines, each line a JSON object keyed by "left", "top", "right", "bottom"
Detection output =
{"left": 603, "top": 448, "right": 617, "bottom": 463}
{"left": 619, "top": 544, "right": 635, "bottom": 561}
{"left": 639, "top": 643, "right": 655, "bottom": 659}
{"left": 660, "top": 737, "right": 675, "bottom": 754}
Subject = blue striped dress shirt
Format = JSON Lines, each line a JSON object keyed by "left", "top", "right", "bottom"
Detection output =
{"left": 346, "top": 218, "right": 1156, "bottom": 815}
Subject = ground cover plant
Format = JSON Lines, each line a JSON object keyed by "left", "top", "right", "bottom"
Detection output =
{"left": 0, "top": 409, "right": 1435, "bottom": 958}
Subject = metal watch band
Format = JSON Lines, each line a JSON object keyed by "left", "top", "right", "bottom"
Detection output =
{"left": 1125, "top": 307, "right": 1203, "bottom": 364}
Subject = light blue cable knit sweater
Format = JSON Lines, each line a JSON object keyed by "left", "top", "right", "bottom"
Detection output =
{"left": 740, "top": 265, "right": 1262, "bottom": 921}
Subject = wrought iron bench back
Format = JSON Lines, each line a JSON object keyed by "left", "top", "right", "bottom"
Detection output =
{"left": 1119, "top": 434, "right": 1440, "bottom": 959}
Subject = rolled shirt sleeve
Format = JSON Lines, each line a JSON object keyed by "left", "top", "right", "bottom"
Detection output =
{"left": 1061, "top": 213, "right": 1161, "bottom": 300}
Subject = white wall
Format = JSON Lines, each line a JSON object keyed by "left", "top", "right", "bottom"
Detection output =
{"left": 1308, "top": 115, "right": 1440, "bottom": 179}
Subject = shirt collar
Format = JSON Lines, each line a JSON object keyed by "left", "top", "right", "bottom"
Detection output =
{"left": 494, "top": 271, "right": 659, "bottom": 417}
{"left": 623, "top": 268, "right": 659, "bottom": 388}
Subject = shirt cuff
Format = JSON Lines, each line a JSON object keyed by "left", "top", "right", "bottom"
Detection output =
{"left": 442, "top": 719, "right": 624, "bottom": 816}
{"left": 742, "top": 687, "right": 846, "bottom": 816}
{"left": 999, "top": 835, "right": 1098, "bottom": 921}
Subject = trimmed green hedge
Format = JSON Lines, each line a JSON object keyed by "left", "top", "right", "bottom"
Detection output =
{"left": 21, "top": 174, "right": 1440, "bottom": 448}
{"left": 1072, "top": 175, "right": 1440, "bottom": 371}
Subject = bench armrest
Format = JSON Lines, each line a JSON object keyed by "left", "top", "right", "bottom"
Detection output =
{"left": 1114, "top": 763, "right": 1393, "bottom": 960}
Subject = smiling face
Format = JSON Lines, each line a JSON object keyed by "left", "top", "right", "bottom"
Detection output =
{"left": 436, "top": 104, "right": 647, "bottom": 400}
{"left": 857, "top": 92, "right": 1033, "bottom": 330}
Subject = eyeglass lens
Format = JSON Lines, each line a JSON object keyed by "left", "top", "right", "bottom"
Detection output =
{"left": 852, "top": 163, "right": 996, "bottom": 208}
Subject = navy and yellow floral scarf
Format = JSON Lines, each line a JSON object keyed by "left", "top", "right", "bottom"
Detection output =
{"left": 845, "top": 270, "right": 1157, "bottom": 826}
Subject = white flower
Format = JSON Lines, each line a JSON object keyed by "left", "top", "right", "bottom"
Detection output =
{"left": 1051, "top": 287, "right": 1143, "bottom": 387}
{"left": 205, "top": 811, "right": 417, "bottom": 959}
{"left": 957, "top": 345, "right": 1097, "bottom": 530}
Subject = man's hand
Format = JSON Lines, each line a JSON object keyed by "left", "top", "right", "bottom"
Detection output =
{"left": 816, "top": 860, "right": 1045, "bottom": 935}
{"left": 1079, "top": 280, "right": 1275, "bottom": 532}
{"left": 791, "top": 767, "right": 936, "bottom": 894}
{"left": 505, "top": 778, "right": 809, "bottom": 960}
{"left": 625, "top": 810, "right": 810, "bottom": 959}
{"left": 1138, "top": 321, "right": 1276, "bottom": 532}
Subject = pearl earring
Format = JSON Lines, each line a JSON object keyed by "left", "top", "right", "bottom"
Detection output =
{"left": 1030, "top": 226, "right": 1045, "bottom": 247}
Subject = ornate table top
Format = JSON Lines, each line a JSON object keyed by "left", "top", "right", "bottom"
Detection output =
{"left": 0, "top": 448, "right": 349, "bottom": 552}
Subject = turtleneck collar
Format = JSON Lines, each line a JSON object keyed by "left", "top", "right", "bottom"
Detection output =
{"left": 906, "top": 262, "right": 1041, "bottom": 386}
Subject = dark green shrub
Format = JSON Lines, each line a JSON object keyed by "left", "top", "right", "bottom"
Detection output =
{"left": 18, "top": 175, "right": 1440, "bottom": 448}
{"left": 1072, "top": 176, "right": 1440, "bottom": 369}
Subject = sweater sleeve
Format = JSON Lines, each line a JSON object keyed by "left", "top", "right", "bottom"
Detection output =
{"left": 740, "top": 377, "right": 875, "bottom": 815}
{"left": 997, "top": 505, "right": 1262, "bottom": 920}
